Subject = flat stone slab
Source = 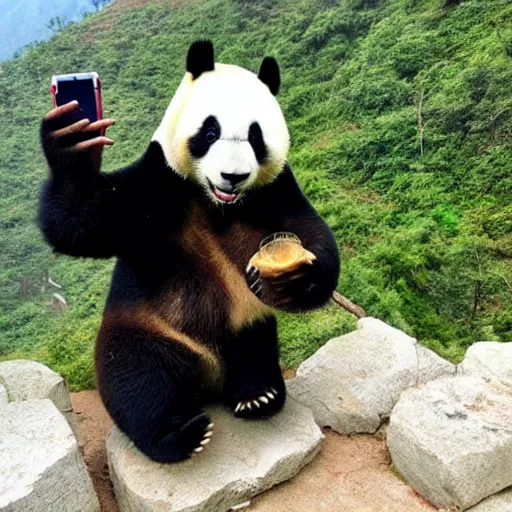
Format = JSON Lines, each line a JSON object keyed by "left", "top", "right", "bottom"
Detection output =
{"left": 468, "top": 488, "right": 512, "bottom": 512}
{"left": 388, "top": 377, "right": 512, "bottom": 510}
{"left": 0, "top": 399, "right": 99, "bottom": 512}
{"left": 459, "top": 342, "right": 512, "bottom": 379}
{"left": 287, "top": 318, "right": 454, "bottom": 433}
{"left": 107, "top": 398, "right": 323, "bottom": 512}
{"left": 0, "top": 360, "right": 74, "bottom": 427}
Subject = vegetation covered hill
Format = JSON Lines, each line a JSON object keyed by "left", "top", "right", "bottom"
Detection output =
{"left": 0, "top": 0, "right": 511, "bottom": 390}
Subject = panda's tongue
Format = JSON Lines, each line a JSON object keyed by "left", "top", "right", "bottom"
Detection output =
{"left": 214, "top": 188, "right": 237, "bottom": 202}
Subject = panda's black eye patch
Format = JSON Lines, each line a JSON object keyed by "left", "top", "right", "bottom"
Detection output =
{"left": 248, "top": 122, "right": 268, "bottom": 164}
{"left": 205, "top": 127, "right": 218, "bottom": 144}
{"left": 189, "top": 115, "right": 221, "bottom": 158}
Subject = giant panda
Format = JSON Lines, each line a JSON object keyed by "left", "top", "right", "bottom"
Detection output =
{"left": 39, "top": 41, "right": 340, "bottom": 463}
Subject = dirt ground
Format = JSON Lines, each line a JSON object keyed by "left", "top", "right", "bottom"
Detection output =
{"left": 72, "top": 391, "right": 118, "bottom": 512}
{"left": 71, "top": 391, "right": 436, "bottom": 512}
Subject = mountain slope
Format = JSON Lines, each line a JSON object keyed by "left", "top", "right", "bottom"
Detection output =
{"left": 0, "top": 0, "right": 510, "bottom": 389}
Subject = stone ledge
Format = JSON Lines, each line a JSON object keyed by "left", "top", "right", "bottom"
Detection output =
{"left": 287, "top": 317, "right": 455, "bottom": 434}
{"left": 107, "top": 398, "right": 323, "bottom": 512}
{"left": 388, "top": 376, "right": 512, "bottom": 510}
{"left": 0, "top": 384, "right": 7, "bottom": 407}
{"left": 0, "top": 360, "right": 75, "bottom": 430}
{"left": 0, "top": 399, "right": 99, "bottom": 512}
{"left": 459, "top": 341, "right": 512, "bottom": 380}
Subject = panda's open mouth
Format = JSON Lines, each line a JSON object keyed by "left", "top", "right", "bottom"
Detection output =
{"left": 207, "top": 179, "right": 240, "bottom": 204}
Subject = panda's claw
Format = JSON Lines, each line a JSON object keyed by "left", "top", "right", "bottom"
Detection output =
{"left": 232, "top": 384, "right": 285, "bottom": 421}
{"left": 246, "top": 263, "right": 260, "bottom": 277}
{"left": 207, "top": 422, "right": 214, "bottom": 430}
{"left": 250, "top": 278, "right": 261, "bottom": 291}
{"left": 191, "top": 426, "right": 214, "bottom": 456}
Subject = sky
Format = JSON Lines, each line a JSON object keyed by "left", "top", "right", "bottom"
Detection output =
{"left": 0, "top": 0, "right": 102, "bottom": 61}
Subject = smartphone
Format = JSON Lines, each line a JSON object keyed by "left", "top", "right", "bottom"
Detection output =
{"left": 51, "top": 72, "right": 103, "bottom": 130}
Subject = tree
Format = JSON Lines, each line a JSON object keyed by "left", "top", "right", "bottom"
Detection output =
{"left": 46, "top": 16, "right": 66, "bottom": 33}
{"left": 90, "top": 0, "right": 112, "bottom": 11}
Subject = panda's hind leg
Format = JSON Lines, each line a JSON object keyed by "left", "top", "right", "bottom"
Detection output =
{"left": 222, "top": 315, "right": 286, "bottom": 419}
{"left": 95, "top": 312, "right": 217, "bottom": 462}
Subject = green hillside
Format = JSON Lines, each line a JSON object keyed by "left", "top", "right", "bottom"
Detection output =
{"left": 0, "top": 0, "right": 511, "bottom": 390}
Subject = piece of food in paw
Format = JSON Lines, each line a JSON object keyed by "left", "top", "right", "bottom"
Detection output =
{"left": 249, "top": 232, "right": 316, "bottom": 278}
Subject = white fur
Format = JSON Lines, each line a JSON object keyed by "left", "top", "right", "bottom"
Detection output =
{"left": 197, "top": 139, "right": 260, "bottom": 190}
{"left": 153, "top": 63, "right": 290, "bottom": 195}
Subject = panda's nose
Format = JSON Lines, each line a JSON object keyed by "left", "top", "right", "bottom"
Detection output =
{"left": 220, "top": 172, "right": 250, "bottom": 189}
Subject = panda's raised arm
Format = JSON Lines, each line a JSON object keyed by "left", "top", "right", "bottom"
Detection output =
{"left": 39, "top": 162, "right": 140, "bottom": 259}
{"left": 38, "top": 104, "right": 172, "bottom": 258}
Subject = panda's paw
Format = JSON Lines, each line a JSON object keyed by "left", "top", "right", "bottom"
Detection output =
{"left": 177, "top": 413, "right": 214, "bottom": 458}
{"left": 233, "top": 387, "right": 284, "bottom": 419}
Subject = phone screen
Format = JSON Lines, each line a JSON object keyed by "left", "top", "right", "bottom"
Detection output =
{"left": 55, "top": 78, "right": 98, "bottom": 123}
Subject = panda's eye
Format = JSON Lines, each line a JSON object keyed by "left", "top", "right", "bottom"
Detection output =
{"left": 205, "top": 127, "right": 218, "bottom": 144}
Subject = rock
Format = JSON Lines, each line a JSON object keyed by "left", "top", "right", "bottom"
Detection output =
{"left": 287, "top": 317, "right": 455, "bottom": 433}
{"left": 0, "top": 384, "right": 8, "bottom": 406}
{"left": 0, "top": 360, "right": 74, "bottom": 428}
{"left": 388, "top": 376, "right": 512, "bottom": 510}
{"left": 0, "top": 399, "right": 99, "bottom": 512}
{"left": 468, "top": 488, "right": 512, "bottom": 512}
{"left": 416, "top": 343, "right": 455, "bottom": 383}
{"left": 107, "top": 398, "right": 323, "bottom": 512}
{"left": 459, "top": 342, "right": 512, "bottom": 379}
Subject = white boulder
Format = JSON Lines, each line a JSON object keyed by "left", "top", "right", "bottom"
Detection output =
{"left": 468, "top": 488, "right": 512, "bottom": 512}
{"left": 287, "top": 318, "right": 454, "bottom": 433}
{"left": 459, "top": 342, "right": 512, "bottom": 379}
{"left": 0, "top": 360, "right": 74, "bottom": 428}
{"left": 0, "top": 399, "right": 99, "bottom": 512}
{"left": 0, "top": 384, "right": 7, "bottom": 406}
{"left": 107, "top": 398, "right": 323, "bottom": 512}
{"left": 388, "top": 376, "right": 512, "bottom": 510}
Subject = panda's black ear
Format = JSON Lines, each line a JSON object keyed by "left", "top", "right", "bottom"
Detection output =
{"left": 258, "top": 57, "right": 280, "bottom": 96}
{"left": 186, "top": 40, "right": 215, "bottom": 80}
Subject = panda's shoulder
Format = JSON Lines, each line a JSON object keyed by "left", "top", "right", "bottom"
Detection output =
{"left": 120, "top": 141, "right": 192, "bottom": 196}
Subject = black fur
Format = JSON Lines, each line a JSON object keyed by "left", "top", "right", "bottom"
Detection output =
{"left": 222, "top": 316, "right": 285, "bottom": 419}
{"left": 39, "top": 119, "right": 339, "bottom": 464}
{"left": 248, "top": 122, "right": 268, "bottom": 164}
{"left": 186, "top": 40, "right": 215, "bottom": 80}
{"left": 188, "top": 115, "right": 221, "bottom": 158}
{"left": 258, "top": 57, "right": 280, "bottom": 96}
{"left": 95, "top": 320, "right": 212, "bottom": 463}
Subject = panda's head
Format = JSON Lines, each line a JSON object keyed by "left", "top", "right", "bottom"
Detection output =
{"left": 153, "top": 40, "right": 290, "bottom": 205}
